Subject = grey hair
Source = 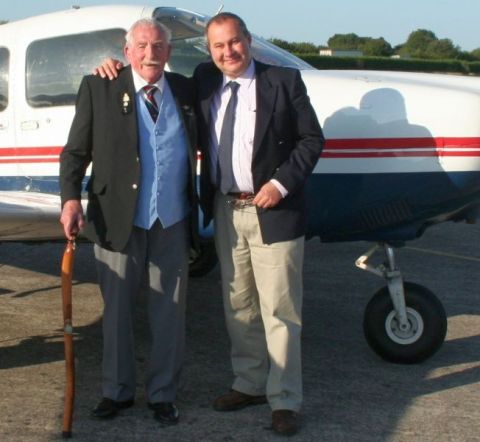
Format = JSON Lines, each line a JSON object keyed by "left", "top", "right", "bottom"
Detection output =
{"left": 125, "top": 18, "right": 172, "bottom": 46}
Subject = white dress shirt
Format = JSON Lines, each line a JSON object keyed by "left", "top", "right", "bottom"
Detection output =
{"left": 131, "top": 69, "right": 164, "bottom": 103}
{"left": 209, "top": 61, "right": 287, "bottom": 196}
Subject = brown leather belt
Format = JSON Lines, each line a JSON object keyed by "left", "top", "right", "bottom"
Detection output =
{"left": 227, "top": 192, "right": 255, "bottom": 200}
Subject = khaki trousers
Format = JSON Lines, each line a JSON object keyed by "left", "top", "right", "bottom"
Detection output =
{"left": 214, "top": 192, "right": 304, "bottom": 412}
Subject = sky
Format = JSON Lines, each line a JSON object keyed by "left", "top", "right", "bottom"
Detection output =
{"left": 1, "top": 0, "right": 479, "bottom": 51}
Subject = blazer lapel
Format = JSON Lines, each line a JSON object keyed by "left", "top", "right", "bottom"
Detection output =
{"left": 201, "top": 71, "right": 222, "bottom": 128}
{"left": 165, "top": 72, "right": 185, "bottom": 102}
{"left": 166, "top": 73, "right": 195, "bottom": 120}
{"left": 253, "top": 61, "right": 276, "bottom": 157}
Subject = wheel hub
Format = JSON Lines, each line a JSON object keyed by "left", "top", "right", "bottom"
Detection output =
{"left": 385, "top": 307, "right": 424, "bottom": 345}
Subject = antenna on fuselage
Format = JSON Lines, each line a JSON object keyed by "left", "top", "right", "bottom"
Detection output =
{"left": 215, "top": 4, "right": 224, "bottom": 14}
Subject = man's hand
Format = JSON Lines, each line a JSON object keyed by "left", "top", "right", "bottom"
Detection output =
{"left": 60, "top": 200, "right": 85, "bottom": 240}
{"left": 252, "top": 182, "right": 283, "bottom": 208}
{"left": 93, "top": 58, "right": 124, "bottom": 79}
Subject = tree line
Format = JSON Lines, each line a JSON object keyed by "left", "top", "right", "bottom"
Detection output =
{"left": 270, "top": 29, "right": 480, "bottom": 61}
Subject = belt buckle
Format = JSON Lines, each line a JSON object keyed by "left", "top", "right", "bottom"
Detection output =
{"left": 227, "top": 194, "right": 255, "bottom": 210}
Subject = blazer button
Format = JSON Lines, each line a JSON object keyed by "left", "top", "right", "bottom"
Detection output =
{"left": 132, "top": 184, "right": 138, "bottom": 190}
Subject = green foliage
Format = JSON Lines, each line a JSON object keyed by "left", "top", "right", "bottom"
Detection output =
{"left": 289, "top": 41, "right": 318, "bottom": 54}
{"left": 299, "top": 54, "right": 358, "bottom": 69}
{"left": 456, "top": 50, "right": 477, "bottom": 62}
{"left": 470, "top": 48, "right": 480, "bottom": 61}
{"left": 269, "top": 38, "right": 293, "bottom": 51}
{"left": 270, "top": 27, "right": 480, "bottom": 67}
{"left": 362, "top": 38, "right": 393, "bottom": 57}
{"left": 327, "top": 33, "right": 364, "bottom": 50}
{"left": 296, "top": 53, "right": 480, "bottom": 75}
{"left": 269, "top": 38, "right": 317, "bottom": 54}
{"left": 400, "top": 29, "right": 462, "bottom": 59}
{"left": 400, "top": 29, "right": 437, "bottom": 57}
{"left": 327, "top": 33, "right": 393, "bottom": 57}
{"left": 467, "top": 62, "right": 480, "bottom": 74}
{"left": 426, "top": 39, "right": 459, "bottom": 59}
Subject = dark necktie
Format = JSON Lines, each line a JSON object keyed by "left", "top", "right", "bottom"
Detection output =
{"left": 143, "top": 85, "right": 159, "bottom": 122}
{"left": 218, "top": 81, "right": 240, "bottom": 194}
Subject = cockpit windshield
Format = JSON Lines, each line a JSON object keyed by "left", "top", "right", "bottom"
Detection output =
{"left": 153, "top": 7, "right": 313, "bottom": 76}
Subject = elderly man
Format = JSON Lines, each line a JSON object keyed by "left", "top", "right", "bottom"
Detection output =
{"left": 60, "top": 18, "right": 197, "bottom": 425}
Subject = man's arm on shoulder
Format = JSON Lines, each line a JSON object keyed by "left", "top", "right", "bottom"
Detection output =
{"left": 93, "top": 58, "right": 124, "bottom": 79}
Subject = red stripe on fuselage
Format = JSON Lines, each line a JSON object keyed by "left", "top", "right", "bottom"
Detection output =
{"left": 0, "top": 146, "right": 62, "bottom": 163}
{"left": 1, "top": 138, "right": 480, "bottom": 163}
{"left": 325, "top": 137, "right": 480, "bottom": 150}
{"left": 0, "top": 147, "right": 62, "bottom": 156}
{"left": 323, "top": 137, "right": 480, "bottom": 158}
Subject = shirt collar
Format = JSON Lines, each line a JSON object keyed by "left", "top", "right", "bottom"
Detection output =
{"left": 222, "top": 60, "right": 255, "bottom": 90}
{"left": 131, "top": 68, "right": 165, "bottom": 94}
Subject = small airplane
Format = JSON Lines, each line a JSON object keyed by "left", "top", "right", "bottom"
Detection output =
{"left": 1, "top": 5, "right": 479, "bottom": 364}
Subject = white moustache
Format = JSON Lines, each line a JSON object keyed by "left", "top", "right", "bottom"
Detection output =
{"left": 142, "top": 60, "right": 162, "bottom": 67}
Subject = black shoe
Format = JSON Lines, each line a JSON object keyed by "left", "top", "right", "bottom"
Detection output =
{"left": 90, "top": 397, "right": 134, "bottom": 419}
{"left": 148, "top": 402, "right": 179, "bottom": 425}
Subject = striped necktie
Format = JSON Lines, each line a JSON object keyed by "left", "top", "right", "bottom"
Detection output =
{"left": 143, "top": 85, "right": 159, "bottom": 122}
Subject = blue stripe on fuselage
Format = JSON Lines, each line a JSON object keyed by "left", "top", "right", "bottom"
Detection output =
{"left": 306, "top": 171, "right": 480, "bottom": 242}
{"left": 2, "top": 172, "right": 480, "bottom": 243}
{"left": 0, "top": 176, "right": 61, "bottom": 193}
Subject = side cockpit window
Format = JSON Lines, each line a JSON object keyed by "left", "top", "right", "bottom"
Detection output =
{"left": 0, "top": 47, "right": 9, "bottom": 112}
{"left": 154, "top": 7, "right": 210, "bottom": 76}
{"left": 26, "top": 29, "right": 126, "bottom": 108}
{"left": 154, "top": 7, "right": 312, "bottom": 77}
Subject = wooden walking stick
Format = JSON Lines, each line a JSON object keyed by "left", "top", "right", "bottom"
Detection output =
{"left": 61, "top": 239, "right": 76, "bottom": 438}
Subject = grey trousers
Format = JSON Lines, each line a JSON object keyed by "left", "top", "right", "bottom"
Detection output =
{"left": 94, "top": 219, "right": 188, "bottom": 403}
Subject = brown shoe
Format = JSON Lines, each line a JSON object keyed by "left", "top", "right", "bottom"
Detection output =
{"left": 213, "top": 389, "right": 267, "bottom": 411}
{"left": 272, "top": 410, "right": 298, "bottom": 436}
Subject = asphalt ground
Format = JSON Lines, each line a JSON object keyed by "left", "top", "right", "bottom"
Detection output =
{"left": 0, "top": 220, "right": 479, "bottom": 441}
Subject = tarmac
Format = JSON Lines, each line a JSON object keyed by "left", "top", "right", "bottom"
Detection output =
{"left": 0, "top": 220, "right": 479, "bottom": 441}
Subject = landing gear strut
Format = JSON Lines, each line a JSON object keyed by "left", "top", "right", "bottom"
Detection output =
{"left": 356, "top": 244, "right": 447, "bottom": 364}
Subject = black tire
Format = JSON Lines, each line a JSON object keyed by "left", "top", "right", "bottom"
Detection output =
{"left": 188, "top": 240, "right": 218, "bottom": 277}
{"left": 363, "top": 282, "right": 447, "bottom": 364}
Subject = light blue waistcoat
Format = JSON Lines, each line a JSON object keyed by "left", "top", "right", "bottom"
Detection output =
{"left": 133, "top": 81, "right": 190, "bottom": 229}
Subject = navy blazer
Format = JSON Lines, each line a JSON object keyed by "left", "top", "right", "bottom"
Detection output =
{"left": 194, "top": 60, "right": 324, "bottom": 244}
{"left": 60, "top": 66, "right": 198, "bottom": 252}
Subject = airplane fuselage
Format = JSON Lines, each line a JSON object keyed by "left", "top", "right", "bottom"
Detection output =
{"left": 0, "top": 5, "right": 479, "bottom": 242}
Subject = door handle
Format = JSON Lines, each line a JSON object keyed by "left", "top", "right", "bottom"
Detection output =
{"left": 21, "top": 120, "right": 40, "bottom": 131}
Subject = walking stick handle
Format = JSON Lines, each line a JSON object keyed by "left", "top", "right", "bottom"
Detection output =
{"left": 61, "top": 239, "right": 76, "bottom": 438}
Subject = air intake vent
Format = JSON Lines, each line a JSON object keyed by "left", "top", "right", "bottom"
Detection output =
{"left": 360, "top": 199, "right": 412, "bottom": 230}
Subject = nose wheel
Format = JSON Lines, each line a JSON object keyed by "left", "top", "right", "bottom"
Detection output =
{"left": 363, "top": 282, "right": 446, "bottom": 363}
{"left": 356, "top": 244, "right": 447, "bottom": 363}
